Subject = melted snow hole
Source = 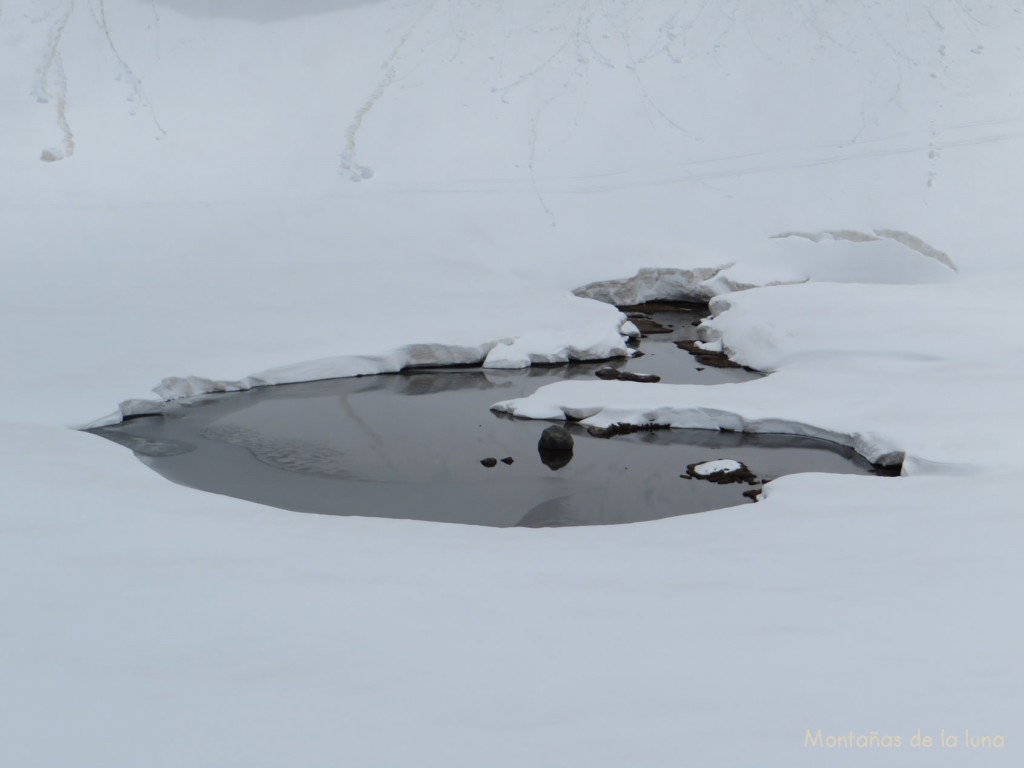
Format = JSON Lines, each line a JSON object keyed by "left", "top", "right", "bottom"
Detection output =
{"left": 89, "top": 304, "right": 885, "bottom": 527}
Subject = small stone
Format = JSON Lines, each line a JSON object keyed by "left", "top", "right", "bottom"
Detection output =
{"left": 594, "top": 367, "right": 622, "bottom": 380}
{"left": 500, "top": 456, "right": 514, "bottom": 465}
{"left": 480, "top": 457, "right": 498, "bottom": 468}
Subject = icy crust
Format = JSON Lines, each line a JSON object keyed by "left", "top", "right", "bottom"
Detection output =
{"left": 89, "top": 315, "right": 635, "bottom": 428}
{"left": 771, "top": 229, "right": 958, "bottom": 273}
{"left": 491, "top": 379, "right": 905, "bottom": 470}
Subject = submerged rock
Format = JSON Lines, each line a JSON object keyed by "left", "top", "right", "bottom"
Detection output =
{"left": 480, "top": 457, "right": 498, "bottom": 468}
{"left": 593, "top": 367, "right": 661, "bottom": 383}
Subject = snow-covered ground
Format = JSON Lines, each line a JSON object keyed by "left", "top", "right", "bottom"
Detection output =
{"left": 2, "top": 1, "right": 1023, "bottom": 765}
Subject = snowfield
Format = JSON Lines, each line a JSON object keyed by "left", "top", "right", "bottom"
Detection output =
{"left": 2, "top": 1, "right": 1023, "bottom": 765}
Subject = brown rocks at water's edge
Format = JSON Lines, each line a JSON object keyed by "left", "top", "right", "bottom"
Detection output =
{"left": 594, "top": 367, "right": 661, "bottom": 383}
{"left": 682, "top": 460, "right": 759, "bottom": 485}
{"left": 587, "top": 422, "right": 669, "bottom": 438}
{"left": 674, "top": 340, "right": 754, "bottom": 371}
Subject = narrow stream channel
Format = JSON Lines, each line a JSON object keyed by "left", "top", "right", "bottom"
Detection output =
{"left": 89, "top": 303, "right": 887, "bottom": 527}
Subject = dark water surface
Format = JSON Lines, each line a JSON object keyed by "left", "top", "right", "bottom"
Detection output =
{"left": 89, "top": 304, "right": 881, "bottom": 527}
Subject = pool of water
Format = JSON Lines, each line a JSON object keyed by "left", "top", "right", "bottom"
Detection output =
{"left": 89, "top": 303, "right": 885, "bottom": 527}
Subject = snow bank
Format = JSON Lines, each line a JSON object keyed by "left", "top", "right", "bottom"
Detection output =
{"left": 3, "top": 0, "right": 1024, "bottom": 765}
{"left": 498, "top": 274, "right": 1024, "bottom": 473}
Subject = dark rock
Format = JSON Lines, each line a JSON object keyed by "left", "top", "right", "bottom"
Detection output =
{"left": 500, "top": 456, "right": 514, "bottom": 465}
{"left": 539, "top": 425, "right": 574, "bottom": 452}
{"left": 742, "top": 488, "right": 762, "bottom": 501}
{"left": 617, "top": 300, "right": 706, "bottom": 314}
{"left": 480, "top": 457, "right": 498, "bottom": 468}
{"left": 618, "top": 371, "right": 661, "bottom": 383}
{"left": 587, "top": 422, "right": 668, "bottom": 438}
{"left": 674, "top": 339, "right": 756, "bottom": 371}
{"left": 594, "top": 368, "right": 660, "bottom": 383}
{"left": 871, "top": 456, "right": 904, "bottom": 476}
{"left": 538, "top": 425, "right": 574, "bottom": 471}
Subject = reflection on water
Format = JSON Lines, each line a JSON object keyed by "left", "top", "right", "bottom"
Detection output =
{"left": 89, "top": 305, "right": 879, "bottom": 527}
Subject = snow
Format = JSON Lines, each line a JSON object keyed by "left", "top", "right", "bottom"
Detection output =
{"left": 2, "top": 1, "right": 1024, "bottom": 765}
{"left": 494, "top": 276, "right": 1024, "bottom": 472}
{"left": 690, "top": 458, "right": 744, "bottom": 477}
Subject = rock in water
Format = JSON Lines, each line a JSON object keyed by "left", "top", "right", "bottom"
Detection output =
{"left": 538, "top": 425, "right": 574, "bottom": 471}
{"left": 618, "top": 371, "right": 660, "bottom": 383}
{"left": 540, "top": 428, "right": 573, "bottom": 468}
{"left": 480, "top": 457, "right": 498, "bottom": 468}
{"left": 539, "top": 425, "right": 574, "bottom": 452}
{"left": 593, "top": 368, "right": 660, "bottom": 383}
{"left": 684, "top": 459, "right": 758, "bottom": 485}
{"left": 594, "top": 367, "right": 622, "bottom": 380}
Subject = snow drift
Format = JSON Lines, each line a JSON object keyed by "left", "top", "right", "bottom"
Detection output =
{"left": 3, "top": 1, "right": 1024, "bottom": 766}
